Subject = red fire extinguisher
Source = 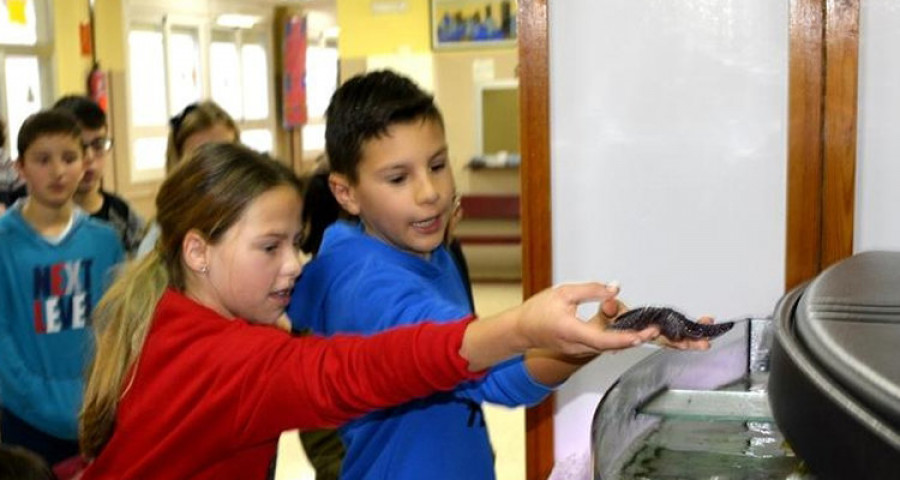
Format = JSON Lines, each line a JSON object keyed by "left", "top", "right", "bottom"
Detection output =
{"left": 88, "top": 62, "right": 109, "bottom": 112}
{"left": 85, "top": 0, "right": 108, "bottom": 112}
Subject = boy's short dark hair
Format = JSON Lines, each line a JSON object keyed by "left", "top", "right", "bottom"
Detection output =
{"left": 325, "top": 69, "right": 444, "bottom": 182}
{"left": 53, "top": 95, "right": 107, "bottom": 130}
{"left": 0, "top": 445, "right": 55, "bottom": 480}
{"left": 17, "top": 110, "right": 82, "bottom": 160}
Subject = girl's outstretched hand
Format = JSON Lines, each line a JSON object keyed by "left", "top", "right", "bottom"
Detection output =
{"left": 653, "top": 316, "right": 713, "bottom": 351}
{"left": 461, "top": 282, "right": 660, "bottom": 372}
{"left": 521, "top": 283, "right": 660, "bottom": 356}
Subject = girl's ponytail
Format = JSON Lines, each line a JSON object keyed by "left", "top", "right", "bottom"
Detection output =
{"left": 80, "top": 250, "right": 169, "bottom": 458}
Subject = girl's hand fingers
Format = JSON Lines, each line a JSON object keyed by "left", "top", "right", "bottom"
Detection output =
{"left": 559, "top": 322, "right": 659, "bottom": 356}
{"left": 650, "top": 315, "right": 716, "bottom": 350}
{"left": 553, "top": 282, "right": 620, "bottom": 305}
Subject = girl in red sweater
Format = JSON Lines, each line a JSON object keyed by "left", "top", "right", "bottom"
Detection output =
{"left": 78, "top": 143, "right": 660, "bottom": 479}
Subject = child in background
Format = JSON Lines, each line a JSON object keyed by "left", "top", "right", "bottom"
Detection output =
{"left": 0, "top": 445, "right": 56, "bottom": 480}
{"left": 0, "top": 116, "right": 27, "bottom": 214}
{"left": 164, "top": 100, "right": 240, "bottom": 172}
{"left": 0, "top": 110, "right": 124, "bottom": 465}
{"left": 77, "top": 142, "right": 658, "bottom": 479}
{"left": 288, "top": 70, "right": 710, "bottom": 480}
{"left": 135, "top": 100, "right": 239, "bottom": 257}
{"left": 53, "top": 95, "right": 145, "bottom": 256}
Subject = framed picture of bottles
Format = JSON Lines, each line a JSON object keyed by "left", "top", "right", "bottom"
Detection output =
{"left": 431, "top": 0, "right": 517, "bottom": 50}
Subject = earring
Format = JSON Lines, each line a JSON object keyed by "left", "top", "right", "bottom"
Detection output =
{"left": 199, "top": 265, "right": 209, "bottom": 274}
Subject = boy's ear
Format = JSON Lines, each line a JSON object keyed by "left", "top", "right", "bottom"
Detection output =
{"left": 182, "top": 229, "right": 210, "bottom": 274}
{"left": 329, "top": 173, "right": 360, "bottom": 215}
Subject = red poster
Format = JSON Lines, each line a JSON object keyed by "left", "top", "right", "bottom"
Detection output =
{"left": 282, "top": 15, "right": 307, "bottom": 128}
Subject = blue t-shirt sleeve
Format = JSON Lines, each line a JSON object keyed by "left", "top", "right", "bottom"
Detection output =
{"left": 456, "top": 357, "right": 553, "bottom": 406}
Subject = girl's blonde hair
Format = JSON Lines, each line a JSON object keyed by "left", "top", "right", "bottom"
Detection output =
{"left": 165, "top": 100, "right": 240, "bottom": 172}
{"left": 80, "top": 143, "right": 303, "bottom": 457}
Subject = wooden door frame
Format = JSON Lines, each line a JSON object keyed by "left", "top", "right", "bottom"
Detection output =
{"left": 517, "top": 1, "right": 859, "bottom": 478}
{"left": 518, "top": 1, "right": 554, "bottom": 479}
{"left": 786, "top": 0, "right": 859, "bottom": 290}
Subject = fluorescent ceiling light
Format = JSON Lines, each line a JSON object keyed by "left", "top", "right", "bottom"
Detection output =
{"left": 216, "top": 14, "right": 261, "bottom": 29}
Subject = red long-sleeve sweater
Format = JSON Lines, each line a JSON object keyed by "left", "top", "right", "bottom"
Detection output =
{"left": 81, "top": 288, "right": 482, "bottom": 479}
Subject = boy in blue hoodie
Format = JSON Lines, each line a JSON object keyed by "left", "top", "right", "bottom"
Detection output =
{"left": 0, "top": 110, "right": 124, "bottom": 465}
{"left": 288, "top": 70, "right": 709, "bottom": 480}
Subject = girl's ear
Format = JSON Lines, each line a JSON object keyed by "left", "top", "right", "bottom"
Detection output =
{"left": 182, "top": 229, "right": 210, "bottom": 274}
{"left": 329, "top": 173, "right": 360, "bottom": 215}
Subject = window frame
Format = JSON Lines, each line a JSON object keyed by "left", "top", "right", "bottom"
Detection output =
{"left": 0, "top": 0, "right": 54, "bottom": 160}
{"left": 122, "top": 5, "right": 276, "bottom": 185}
{"left": 209, "top": 26, "right": 277, "bottom": 148}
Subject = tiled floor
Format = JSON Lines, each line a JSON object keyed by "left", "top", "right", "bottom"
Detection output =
{"left": 274, "top": 281, "right": 525, "bottom": 480}
{"left": 472, "top": 281, "right": 526, "bottom": 480}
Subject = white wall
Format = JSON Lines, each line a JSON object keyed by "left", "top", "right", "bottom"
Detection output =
{"left": 549, "top": 0, "right": 789, "bottom": 463}
{"left": 855, "top": 0, "right": 900, "bottom": 252}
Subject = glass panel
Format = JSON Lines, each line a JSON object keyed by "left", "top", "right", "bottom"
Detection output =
{"left": 855, "top": 1, "right": 900, "bottom": 251}
{"left": 241, "top": 129, "right": 273, "bottom": 155}
{"left": 305, "top": 46, "right": 338, "bottom": 119}
{"left": 131, "top": 137, "right": 167, "bottom": 182}
{"left": 210, "top": 37, "right": 242, "bottom": 119}
{"left": 169, "top": 28, "right": 202, "bottom": 114}
{"left": 302, "top": 123, "right": 326, "bottom": 153}
{"left": 241, "top": 43, "right": 269, "bottom": 120}
{"left": 129, "top": 28, "right": 167, "bottom": 126}
{"left": 0, "top": 0, "right": 38, "bottom": 45}
{"left": 5, "top": 55, "right": 42, "bottom": 158}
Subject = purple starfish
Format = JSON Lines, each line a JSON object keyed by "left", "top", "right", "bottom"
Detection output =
{"left": 608, "top": 306, "right": 735, "bottom": 341}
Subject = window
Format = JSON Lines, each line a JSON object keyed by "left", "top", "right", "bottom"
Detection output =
{"left": 129, "top": 27, "right": 167, "bottom": 127}
{"left": 168, "top": 28, "right": 203, "bottom": 112}
{"left": 128, "top": 25, "right": 168, "bottom": 181}
{"left": 0, "top": 0, "right": 38, "bottom": 45}
{"left": 1, "top": 0, "right": 51, "bottom": 160}
{"left": 210, "top": 31, "right": 242, "bottom": 118}
{"left": 125, "top": 10, "right": 275, "bottom": 182}
{"left": 210, "top": 28, "right": 273, "bottom": 153}
{"left": 4, "top": 56, "right": 43, "bottom": 155}
{"left": 302, "top": 44, "right": 338, "bottom": 156}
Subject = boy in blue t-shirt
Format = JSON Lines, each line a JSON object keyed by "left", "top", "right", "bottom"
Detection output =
{"left": 287, "top": 70, "right": 700, "bottom": 480}
{"left": 0, "top": 110, "right": 124, "bottom": 465}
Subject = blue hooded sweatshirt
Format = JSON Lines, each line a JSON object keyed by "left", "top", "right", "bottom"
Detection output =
{"left": 0, "top": 202, "right": 124, "bottom": 439}
{"left": 288, "top": 221, "right": 551, "bottom": 480}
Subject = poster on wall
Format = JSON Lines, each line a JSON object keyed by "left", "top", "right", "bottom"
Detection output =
{"left": 282, "top": 15, "right": 307, "bottom": 128}
{"left": 431, "top": 0, "right": 517, "bottom": 50}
